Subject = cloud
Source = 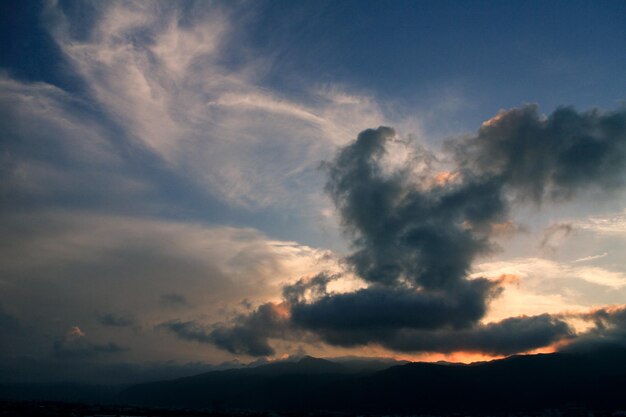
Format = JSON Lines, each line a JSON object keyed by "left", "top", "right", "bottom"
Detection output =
{"left": 52, "top": 326, "right": 127, "bottom": 359}
{"left": 574, "top": 210, "right": 626, "bottom": 235}
{"left": 290, "top": 282, "right": 499, "bottom": 335}
{"left": 282, "top": 273, "right": 337, "bottom": 305}
{"left": 98, "top": 313, "right": 135, "bottom": 328}
{"left": 475, "top": 257, "right": 626, "bottom": 293}
{"left": 0, "top": 74, "right": 149, "bottom": 213}
{"left": 160, "top": 302, "right": 294, "bottom": 357}
{"left": 563, "top": 306, "right": 626, "bottom": 351}
{"left": 205, "top": 105, "right": 626, "bottom": 357}
{"left": 573, "top": 252, "right": 608, "bottom": 263}
{"left": 453, "top": 105, "right": 626, "bottom": 202}
{"left": 42, "top": 1, "right": 390, "bottom": 211}
{"left": 66, "top": 326, "right": 86, "bottom": 340}
{"left": 383, "top": 314, "right": 573, "bottom": 355}
{"left": 205, "top": 303, "right": 292, "bottom": 357}
{"left": 572, "top": 267, "right": 626, "bottom": 289}
{"left": 324, "top": 126, "right": 502, "bottom": 290}
{"left": 52, "top": 340, "right": 127, "bottom": 359}
{"left": 3, "top": 0, "right": 626, "bottom": 371}
{"left": 539, "top": 222, "right": 574, "bottom": 255}
{"left": 0, "top": 210, "right": 334, "bottom": 366}
{"left": 0, "top": 1, "right": 401, "bottom": 373}
{"left": 192, "top": 286, "right": 573, "bottom": 357}
{"left": 160, "top": 293, "right": 189, "bottom": 307}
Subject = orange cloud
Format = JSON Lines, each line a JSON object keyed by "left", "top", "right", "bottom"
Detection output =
{"left": 495, "top": 273, "right": 521, "bottom": 286}
{"left": 434, "top": 171, "right": 459, "bottom": 186}
{"left": 385, "top": 340, "right": 566, "bottom": 364}
{"left": 491, "top": 220, "right": 522, "bottom": 236}
{"left": 66, "top": 326, "right": 85, "bottom": 340}
{"left": 270, "top": 302, "right": 291, "bottom": 319}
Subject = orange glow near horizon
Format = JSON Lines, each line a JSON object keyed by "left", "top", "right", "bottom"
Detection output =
{"left": 368, "top": 341, "right": 567, "bottom": 365}
{"left": 401, "top": 351, "right": 506, "bottom": 364}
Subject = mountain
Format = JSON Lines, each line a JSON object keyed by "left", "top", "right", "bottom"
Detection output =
{"left": 330, "top": 356, "right": 410, "bottom": 372}
{"left": 331, "top": 346, "right": 626, "bottom": 413}
{"left": 120, "top": 346, "right": 626, "bottom": 413}
{"left": 119, "top": 356, "right": 354, "bottom": 410}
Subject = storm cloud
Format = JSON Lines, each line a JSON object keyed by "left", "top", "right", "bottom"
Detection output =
{"left": 203, "top": 105, "right": 626, "bottom": 357}
{"left": 453, "top": 105, "right": 626, "bottom": 202}
{"left": 325, "top": 126, "right": 502, "bottom": 290}
{"left": 383, "top": 314, "right": 573, "bottom": 355}
{"left": 290, "top": 282, "right": 499, "bottom": 333}
{"left": 160, "top": 302, "right": 293, "bottom": 357}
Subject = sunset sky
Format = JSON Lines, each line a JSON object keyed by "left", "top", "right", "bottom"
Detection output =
{"left": 1, "top": 0, "right": 626, "bottom": 384}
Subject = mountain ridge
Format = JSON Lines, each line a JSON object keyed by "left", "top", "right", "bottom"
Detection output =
{"left": 3, "top": 347, "right": 626, "bottom": 412}
{"left": 119, "top": 345, "right": 626, "bottom": 412}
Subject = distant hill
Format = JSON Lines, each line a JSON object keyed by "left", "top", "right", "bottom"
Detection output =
{"left": 120, "top": 346, "right": 626, "bottom": 413}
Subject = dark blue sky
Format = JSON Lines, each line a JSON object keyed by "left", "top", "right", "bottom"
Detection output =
{"left": 250, "top": 0, "right": 626, "bottom": 133}
{"left": 4, "top": 1, "right": 625, "bottom": 127}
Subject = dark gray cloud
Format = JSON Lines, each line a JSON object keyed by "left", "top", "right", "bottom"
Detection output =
{"left": 383, "top": 314, "right": 573, "bottom": 355}
{"left": 452, "top": 105, "right": 626, "bottom": 202}
{"left": 160, "top": 293, "right": 190, "bottom": 307}
{"left": 98, "top": 313, "right": 135, "bottom": 328}
{"left": 50, "top": 325, "right": 128, "bottom": 359}
{"left": 202, "top": 105, "right": 626, "bottom": 357}
{"left": 564, "top": 306, "right": 626, "bottom": 352}
{"left": 282, "top": 273, "right": 337, "bottom": 305}
{"left": 160, "top": 302, "right": 293, "bottom": 356}
{"left": 586, "top": 306, "right": 626, "bottom": 330}
{"left": 158, "top": 320, "right": 214, "bottom": 344}
{"left": 52, "top": 340, "right": 127, "bottom": 359}
{"left": 290, "top": 280, "right": 499, "bottom": 333}
{"left": 325, "top": 126, "right": 503, "bottom": 290}
{"left": 539, "top": 222, "right": 574, "bottom": 253}
{"left": 298, "top": 313, "right": 572, "bottom": 355}
{"left": 188, "top": 297, "right": 572, "bottom": 357}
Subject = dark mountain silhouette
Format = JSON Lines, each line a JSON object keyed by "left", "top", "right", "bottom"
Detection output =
{"left": 119, "top": 345, "right": 626, "bottom": 413}
{"left": 2, "top": 349, "right": 625, "bottom": 412}
{"left": 334, "top": 345, "right": 626, "bottom": 413}
{"left": 119, "top": 356, "right": 355, "bottom": 410}
{"left": 331, "top": 356, "right": 410, "bottom": 372}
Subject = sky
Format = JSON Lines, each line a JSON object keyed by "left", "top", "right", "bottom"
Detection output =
{"left": 1, "top": 0, "right": 626, "bottom": 384}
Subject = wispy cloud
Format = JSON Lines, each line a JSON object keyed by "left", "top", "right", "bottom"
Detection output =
{"left": 42, "top": 1, "right": 393, "bottom": 211}
{"left": 575, "top": 211, "right": 626, "bottom": 235}
{"left": 573, "top": 252, "right": 608, "bottom": 263}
